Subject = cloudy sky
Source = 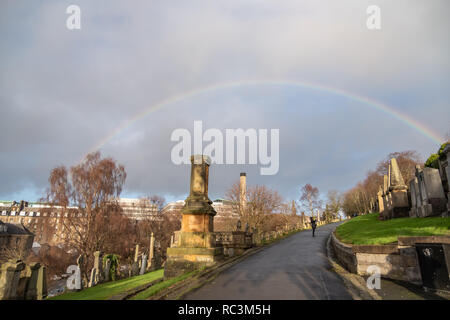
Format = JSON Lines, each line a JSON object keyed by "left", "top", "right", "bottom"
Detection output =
{"left": 1, "top": 0, "right": 449, "bottom": 204}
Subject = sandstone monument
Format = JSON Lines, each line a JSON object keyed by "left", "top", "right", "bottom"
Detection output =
{"left": 387, "top": 158, "right": 409, "bottom": 218}
{"left": 164, "top": 155, "right": 222, "bottom": 278}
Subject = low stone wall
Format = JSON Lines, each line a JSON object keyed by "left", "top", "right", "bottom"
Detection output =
{"left": 330, "top": 232, "right": 424, "bottom": 285}
{"left": 215, "top": 231, "right": 253, "bottom": 257}
{"left": 330, "top": 232, "right": 357, "bottom": 273}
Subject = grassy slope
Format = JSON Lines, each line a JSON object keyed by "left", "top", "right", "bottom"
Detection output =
{"left": 49, "top": 269, "right": 164, "bottom": 300}
{"left": 336, "top": 213, "right": 450, "bottom": 245}
{"left": 130, "top": 270, "right": 199, "bottom": 300}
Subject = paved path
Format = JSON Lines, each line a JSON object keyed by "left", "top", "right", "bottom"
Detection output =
{"left": 184, "top": 222, "right": 353, "bottom": 300}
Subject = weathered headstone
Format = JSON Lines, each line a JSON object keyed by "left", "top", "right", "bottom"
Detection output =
{"left": 438, "top": 144, "right": 450, "bottom": 214}
{"left": 139, "top": 254, "right": 148, "bottom": 275}
{"left": 93, "top": 251, "right": 103, "bottom": 284}
{"left": 24, "top": 262, "right": 41, "bottom": 299}
{"left": 414, "top": 165, "right": 447, "bottom": 217}
{"left": 104, "top": 258, "right": 111, "bottom": 282}
{"left": 377, "top": 186, "right": 384, "bottom": 215}
{"left": 88, "top": 268, "right": 96, "bottom": 287}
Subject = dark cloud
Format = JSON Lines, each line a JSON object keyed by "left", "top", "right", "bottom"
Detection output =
{"left": 0, "top": 0, "right": 449, "bottom": 203}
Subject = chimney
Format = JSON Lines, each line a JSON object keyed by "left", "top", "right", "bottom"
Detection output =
{"left": 240, "top": 173, "right": 247, "bottom": 209}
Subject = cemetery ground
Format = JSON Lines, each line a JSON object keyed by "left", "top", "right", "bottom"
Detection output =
{"left": 49, "top": 269, "right": 164, "bottom": 300}
{"left": 336, "top": 213, "right": 450, "bottom": 245}
{"left": 46, "top": 225, "right": 320, "bottom": 300}
{"left": 43, "top": 215, "right": 450, "bottom": 300}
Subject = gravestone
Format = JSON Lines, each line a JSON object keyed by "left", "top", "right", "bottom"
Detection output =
{"left": 414, "top": 165, "right": 447, "bottom": 217}
{"left": 24, "top": 262, "right": 41, "bottom": 300}
{"left": 88, "top": 268, "right": 96, "bottom": 287}
{"left": 437, "top": 144, "right": 450, "bottom": 214}
{"left": 377, "top": 186, "right": 384, "bottom": 215}
{"left": 93, "top": 251, "right": 103, "bottom": 284}
{"left": 140, "top": 254, "right": 148, "bottom": 275}
{"left": 104, "top": 258, "right": 111, "bottom": 282}
{"left": 409, "top": 177, "right": 420, "bottom": 217}
{"left": 36, "top": 265, "right": 47, "bottom": 300}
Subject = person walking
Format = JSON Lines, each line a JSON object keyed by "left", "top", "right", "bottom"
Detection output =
{"left": 310, "top": 216, "right": 317, "bottom": 237}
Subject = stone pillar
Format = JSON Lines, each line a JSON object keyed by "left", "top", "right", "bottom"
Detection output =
{"left": 134, "top": 244, "right": 140, "bottom": 263}
{"left": 76, "top": 254, "right": 87, "bottom": 289}
{"left": 409, "top": 177, "right": 419, "bottom": 217}
{"left": 36, "top": 265, "right": 47, "bottom": 300}
{"left": 147, "top": 232, "right": 156, "bottom": 270}
{"left": 438, "top": 144, "right": 450, "bottom": 214}
{"left": 170, "top": 234, "right": 174, "bottom": 248}
{"left": 0, "top": 260, "right": 25, "bottom": 300}
{"left": 93, "top": 251, "right": 103, "bottom": 284}
{"left": 164, "top": 155, "right": 222, "bottom": 278}
{"left": 388, "top": 158, "right": 409, "bottom": 218}
{"left": 381, "top": 174, "right": 389, "bottom": 220}
{"left": 88, "top": 268, "right": 96, "bottom": 287}
{"left": 377, "top": 186, "right": 384, "bottom": 215}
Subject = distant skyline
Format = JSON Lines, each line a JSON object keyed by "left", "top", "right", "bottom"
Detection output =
{"left": 1, "top": 1, "right": 449, "bottom": 205}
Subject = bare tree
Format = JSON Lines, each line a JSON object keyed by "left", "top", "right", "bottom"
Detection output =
{"left": 299, "top": 184, "right": 320, "bottom": 217}
{"left": 136, "top": 196, "right": 181, "bottom": 262}
{"left": 226, "top": 181, "right": 283, "bottom": 231}
{"left": 326, "top": 190, "right": 342, "bottom": 221}
{"left": 43, "top": 151, "right": 131, "bottom": 279}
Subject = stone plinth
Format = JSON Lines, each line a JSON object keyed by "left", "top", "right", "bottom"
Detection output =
{"left": 164, "top": 155, "right": 222, "bottom": 278}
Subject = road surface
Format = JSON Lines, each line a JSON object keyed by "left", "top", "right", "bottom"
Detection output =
{"left": 184, "top": 222, "right": 353, "bottom": 300}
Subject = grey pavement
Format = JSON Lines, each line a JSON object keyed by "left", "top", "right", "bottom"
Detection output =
{"left": 184, "top": 222, "right": 353, "bottom": 300}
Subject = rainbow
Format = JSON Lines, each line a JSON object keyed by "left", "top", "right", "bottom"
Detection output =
{"left": 85, "top": 79, "right": 445, "bottom": 159}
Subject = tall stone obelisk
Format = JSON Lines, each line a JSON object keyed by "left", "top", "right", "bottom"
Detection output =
{"left": 164, "top": 155, "right": 222, "bottom": 278}
{"left": 388, "top": 158, "right": 409, "bottom": 218}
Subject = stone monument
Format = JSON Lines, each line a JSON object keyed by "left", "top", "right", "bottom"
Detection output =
{"left": 388, "top": 158, "right": 409, "bottom": 218}
{"left": 164, "top": 155, "right": 222, "bottom": 278}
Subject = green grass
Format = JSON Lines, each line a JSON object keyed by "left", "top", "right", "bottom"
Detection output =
{"left": 130, "top": 270, "right": 199, "bottom": 300}
{"left": 336, "top": 213, "right": 450, "bottom": 245}
{"left": 49, "top": 269, "right": 164, "bottom": 300}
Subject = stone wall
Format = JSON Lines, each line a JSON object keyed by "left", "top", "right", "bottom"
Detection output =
{"left": 329, "top": 232, "right": 450, "bottom": 285}
{"left": 215, "top": 231, "right": 253, "bottom": 256}
{"left": 330, "top": 232, "right": 357, "bottom": 273}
